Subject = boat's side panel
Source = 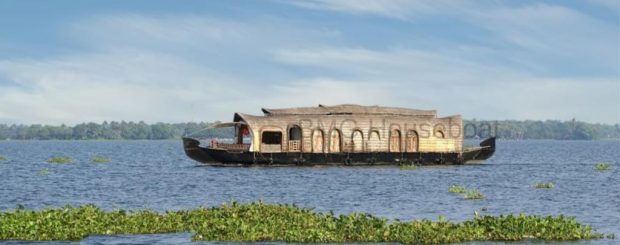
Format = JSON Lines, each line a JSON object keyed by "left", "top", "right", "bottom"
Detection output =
{"left": 183, "top": 137, "right": 495, "bottom": 166}
{"left": 203, "top": 148, "right": 464, "bottom": 166}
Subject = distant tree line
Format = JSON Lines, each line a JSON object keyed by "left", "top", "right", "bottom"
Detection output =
{"left": 464, "top": 119, "right": 620, "bottom": 140}
{"left": 0, "top": 119, "right": 618, "bottom": 140}
{"left": 0, "top": 121, "right": 224, "bottom": 140}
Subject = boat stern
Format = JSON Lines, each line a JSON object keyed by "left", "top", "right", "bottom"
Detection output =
{"left": 182, "top": 137, "right": 217, "bottom": 163}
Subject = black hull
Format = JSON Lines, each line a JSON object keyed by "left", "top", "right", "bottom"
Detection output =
{"left": 182, "top": 137, "right": 495, "bottom": 166}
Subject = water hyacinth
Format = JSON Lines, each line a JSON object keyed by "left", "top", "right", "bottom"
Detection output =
{"left": 0, "top": 155, "right": 7, "bottom": 161}
{"left": 534, "top": 182, "right": 555, "bottom": 189}
{"left": 92, "top": 156, "right": 111, "bottom": 163}
{"left": 449, "top": 185, "right": 483, "bottom": 199}
{"left": 464, "top": 190, "right": 485, "bottom": 200}
{"left": 448, "top": 185, "right": 467, "bottom": 194}
{"left": 0, "top": 202, "right": 606, "bottom": 243}
{"left": 47, "top": 156, "right": 72, "bottom": 164}
{"left": 594, "top": 163, "right": 611, "bottom": 171}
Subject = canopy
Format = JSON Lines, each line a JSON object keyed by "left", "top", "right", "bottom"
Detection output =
{"left": 209, "top": 122, "right": 248, "bottom": 128}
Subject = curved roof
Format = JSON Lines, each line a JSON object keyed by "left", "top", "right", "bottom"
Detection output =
{"left": 261, "top": 104, "right": 436, "bottom": 117}
{"left": 233, "top": 113, "right": 261, "bottom": 125}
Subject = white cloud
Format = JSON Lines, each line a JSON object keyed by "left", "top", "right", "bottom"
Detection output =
{"left": 0, "top": 50, "right": 242, "bottom": 124}
{"left": 273, "top": 46, "right": 620, "bottom": 123}
{"left": 288, "top": 1, "right": 619, "bottom": 74}
{"left": 69, "top": 14, "right": 339, "bottom": 57}
{"left": 470, "top": 3, "right": 618, "bottom": 65}
{"left": 269, "top": 78, "right": 395, "bottom": 106}
{"left": 273, "top": 47, "right": 523, "bottom": 86}
{"left": 585, "top": 0, "right": 619, "bottom": 10}
{"left": 283, "top": 0, "right": 474, "bottom": 20}
{"left": 0, "top": 14, "right": 339, "bottom": 125}
{"left": 0, "top": 5, "right": 618, "bottom": 125}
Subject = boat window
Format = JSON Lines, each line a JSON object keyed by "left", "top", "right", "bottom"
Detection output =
{"left": 406, "top": 130, "right": 419, "bottom": 152}
{"left": 329, "top": 129, "right": 341, "bottom": 153}
{"left": 262, "top": 131, "right": 282, "bottom": 144}
{"left": 237, "top": 125, "right": 252, "bottom": 144}
{"left": 288, "top": 126, "right": 302, "bottom": 151}
{"left": 351, "top": 130, "right": 364, "bottom": 152}
{"left": 368, "top": 130, "right": 380, "bottom": 152}
{"left": 312, "top": 129, "right": 324, "bottom": 153}
{"left": 389, "top": 129, "right": 401, "bottom": 152}
{"left": 289, "top": 126, "right": 302, "bottom": 140}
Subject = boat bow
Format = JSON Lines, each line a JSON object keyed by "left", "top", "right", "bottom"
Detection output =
{"left": 462, "top": 137, "right": 496, "bottom": 163}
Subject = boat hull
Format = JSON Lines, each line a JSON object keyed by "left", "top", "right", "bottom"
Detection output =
{"left": 182, "top": 137, "right": 495, "bottom": 166}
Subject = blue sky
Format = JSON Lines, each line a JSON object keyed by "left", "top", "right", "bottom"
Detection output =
{"left": 0, "top": 0, "right": 618, "bottom": 124}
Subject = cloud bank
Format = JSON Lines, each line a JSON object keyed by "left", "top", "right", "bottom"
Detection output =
{"left": 0, "top": 1, "right": 618, "bottom": 124}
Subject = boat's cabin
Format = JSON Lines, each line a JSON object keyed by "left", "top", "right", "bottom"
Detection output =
{"left": 201, "top": 104, "right": 464, "bottom": 153}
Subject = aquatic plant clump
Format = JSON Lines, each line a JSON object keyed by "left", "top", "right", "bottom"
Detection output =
{"left": 0, "top": 202, "right": 606, "bottom": 243}
{"left": 448, "top": 185, "right": 484, "bottom": 199}
{"left": 92, "top": 156, "right": 111, "bottom": 163}
{"left": 534, "top": 182, "right": 555, "bottom": 189}
{"left": 448, "top": 185, "right": 467, "bottom": 194}
{"left": 0, "top": 155, "right": 7, "bottom": 161}
{"left": 464, "top": 190, "right": 485, "bottom": 199}
{"left": 594, "top": 163, "right": 611, "bottom": 171}
{"left": 47, "top": 156, "right": 72, "bottom": 164}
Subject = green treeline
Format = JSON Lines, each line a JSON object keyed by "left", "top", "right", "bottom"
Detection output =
{"left": 464, "top": 119, "right": 620, "bottom": 140}
{"left": 0, "top": 119, "right": 618, "bottom": 140}
{"left": 0, "top": 121, "right": 220, "bottom": 140}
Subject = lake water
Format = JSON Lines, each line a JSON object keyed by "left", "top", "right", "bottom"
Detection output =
{"left": 0, "top": 140, "right": 618, "bottom": 244}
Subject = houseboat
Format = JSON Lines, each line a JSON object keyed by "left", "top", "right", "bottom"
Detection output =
{"left": 182, "top": 104, "right": 495, "bottom": 166}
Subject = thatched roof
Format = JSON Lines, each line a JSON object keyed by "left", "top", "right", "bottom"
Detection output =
{"left": 261, "top": 104, "right": 437, "bottom": 117}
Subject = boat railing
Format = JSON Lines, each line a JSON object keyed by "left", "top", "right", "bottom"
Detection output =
{"left": 288, "top": 140, "right": 301, "bottom": 152}
{"left": 210, "top": 141, "right": 250, "bottom": 151}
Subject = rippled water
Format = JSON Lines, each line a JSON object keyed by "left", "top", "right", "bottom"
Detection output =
{"left": 0, "top": 140, "right": 618, "bottom": 244}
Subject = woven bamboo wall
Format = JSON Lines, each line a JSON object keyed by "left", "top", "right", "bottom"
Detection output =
{"left": 238, "top": 112, "right": 463, "bottom": 153}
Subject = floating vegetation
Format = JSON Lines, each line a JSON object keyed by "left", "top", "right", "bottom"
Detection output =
{"left": 399, "top": 164, "right": 418, "bottom": 170}
{"left": 47, "top": 156, "right": 72, "bottom": 164}
{"left": 0, "top": 202, "right": 606, "bottom": 243}
{"left": 464, "top": 190, "right": 485, "bottom": 200}
{"left": 92, "top": 156, "right": 110, "bottom": 163}
{"left": 0, "top": 155, "right": 7, "bottom": 161}
{"left": 448, "top": 184, "right": 467, "bottom": 194}
{"left": 534, "top": 182, "right": 555, "bottom": 189}
{"left": 449, "top": 185, "right": 483, "bottom": 199}
{"left": 594, "top": 163, "right": 611, "bottom": 172}
{"left": 38, "top": 168, "right": 50, "bottom": 176}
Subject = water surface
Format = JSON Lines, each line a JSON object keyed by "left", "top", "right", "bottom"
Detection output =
{"left": 0, "top": 140, "right": 618, "bottom": 244}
